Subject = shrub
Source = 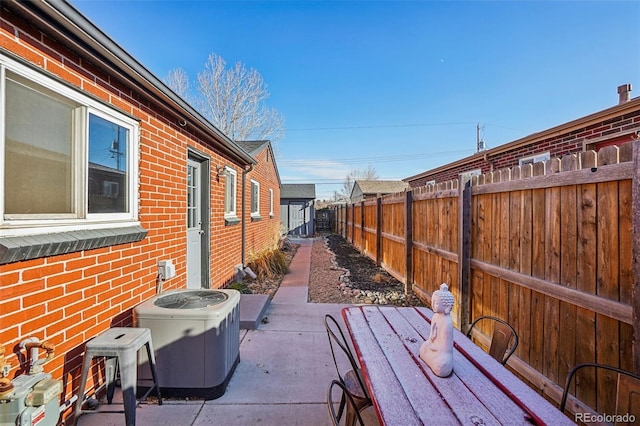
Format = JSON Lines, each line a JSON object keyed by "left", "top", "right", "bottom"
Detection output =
{"left": 227, "top": 282, "right": 253, "bottom": 294}
{"left": 246, "top": 247, "right": 289, "bottom": 280}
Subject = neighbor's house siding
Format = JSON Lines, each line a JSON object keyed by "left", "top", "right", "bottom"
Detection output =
{"left": 280, "top": 184, "right": 316, "bottom": 237}
{"left": 406, "top": 100, "right": 640, "bottom": 186}
{"left": 0, "top": 3, "right": 250, "bottom": 420}
{"left": 244, "top": 146, "right": 281, "bottom": 258}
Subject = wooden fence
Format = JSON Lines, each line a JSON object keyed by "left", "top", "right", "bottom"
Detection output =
{"left": 333, "top": 141, "right": 639, "bottom": 415}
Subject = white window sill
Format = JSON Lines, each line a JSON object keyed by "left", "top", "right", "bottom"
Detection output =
{"left": 0, "top": 223, "right": 147, "bottom": 264}
{"left": 224, "top": 215, "right": 240, "bottom": 226}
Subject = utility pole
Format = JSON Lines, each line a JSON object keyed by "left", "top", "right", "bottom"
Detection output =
{"left": 110, "top": 130, "right": 123, "bottom": 170}
{"left": 476, "top": 123, "right": 486, "bottom": 152}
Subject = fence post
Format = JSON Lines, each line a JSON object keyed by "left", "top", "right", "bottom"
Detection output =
{"left": 343, "top": 203, "right": 347, "bottom": 237}
{"left": 633, "top": 139, "right": 640, "bottom": 374}
{"left": 376, "top": 197, "right": 382, "bottom": 267}
{"left": 405, "top": 190, "right": 413, "bottom": 294}
{"left": 458, "top": 176, "right": 472, "bottom": 334}
{"left": 361, "top": 200, "right": 366, "bottom": 252}
{"left": 351, "top": 203, "right": 355, "bottom": 244}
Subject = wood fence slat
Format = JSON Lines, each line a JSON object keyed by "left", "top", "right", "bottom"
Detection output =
{"left": 574, "top": 151, "right": 598, "bottom": 405}
{"left": 472, "top": 189, "right": 485, "bottom": 331}
{"left": 459, "top": 177, "right": 471, "bottom": 331}
{"left": 530, "top": 161, "right": 546, "bottom": 372}
{"left": 482, "top": 189, "right": 494, "bottom": 337}
{"left": 618, "top": 177, "right": 634, "bottom": 373}
{"left": 490, "top": 181, "right": 501, "bottom": 328}
{"left": 543, "top": 158, "right": 561, "bottom": 385}
{"left": 518, "top": 185, "right": 533, "bottom": 364}
{"left": 596, "top": 146, "right": 621, "bottom": 414}
{"left": 558, "top": 154, "right": 578, "bottom": 387}
{"left": 508, "top": 181, "right": 521, "bottom": 356}
{"left": 633, "top": 140, "right": 640, "bottom": 374}
{"left": 499, "top": 186, "right": 510, "bottom": 326}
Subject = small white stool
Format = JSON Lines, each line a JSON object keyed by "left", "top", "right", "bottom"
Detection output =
{"left": 74, "top": 327, "right": 162, "bottom": 426}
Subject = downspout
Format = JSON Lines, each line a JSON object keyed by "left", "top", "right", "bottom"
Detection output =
{"left": 241, "top": 164, "right": 254, "bottom": 267}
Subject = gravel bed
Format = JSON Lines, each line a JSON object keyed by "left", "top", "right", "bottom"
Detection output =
{"left": 245, "top": 234, "right": 424, "bottom": 307}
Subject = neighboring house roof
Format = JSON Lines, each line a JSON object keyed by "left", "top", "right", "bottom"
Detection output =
{"left": 404, "top": 94, "right": 640, "bottom": 183}
{"left": 281, "top": 184, "right": 316, "bottom": 200}
{"left": 236, "top": 140, "right": 271, "bottom": 156}
{"left": 352, "top": 180, "right": 410, "bottom": 198}
{"left": 10, "top": 0, "right": 255, "bottom": 167}
{"left": 236, "top": 140, "right": 282, "bottom": 186}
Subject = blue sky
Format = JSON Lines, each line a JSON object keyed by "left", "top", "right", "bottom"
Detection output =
{"left": 71, "top": 0, "right": 639, "bottom": 200}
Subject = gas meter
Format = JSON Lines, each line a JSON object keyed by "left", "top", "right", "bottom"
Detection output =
{"left": 0, "top": 339, "right": 63, "bottom": 426}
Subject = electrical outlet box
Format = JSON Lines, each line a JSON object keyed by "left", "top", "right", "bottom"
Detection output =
{"left": 158, "top": 260, "right": 176, "bottom": 280}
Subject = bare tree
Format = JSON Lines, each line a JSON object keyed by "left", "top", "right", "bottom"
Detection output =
{"left": 164, "top": 54, "right": 284, "bottom": 142}
{"left": 340, "top": 165, "right": 379, "bottom": 199}
{"left": 164, "top": 68, "right": 191, "bottom": 102}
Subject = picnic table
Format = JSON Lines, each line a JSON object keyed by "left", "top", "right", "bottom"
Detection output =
{"left": 342, "top": 305, "right": 574, "bottom": 425}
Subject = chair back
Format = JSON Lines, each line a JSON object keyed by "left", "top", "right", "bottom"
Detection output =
{"left": 560, "top": 363, "right": 640, "bottom": 422}
{"left": 324, "top": 314, "right": 367, "bottom": 392}
{"left": 466, "top": 315, "right": 518, "bottom": 365}
{"left": 327, "top": 380, "right": 366, "bottom": 426}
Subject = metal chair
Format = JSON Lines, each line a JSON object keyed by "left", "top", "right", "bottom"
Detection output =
{"left": 560, "top": 363, "right": 640, "bottom": 419}
{"left": 327, "top": 380, "right": 379, "bottom": 426}
{"left": 324, "top": 314, "right": 371, "bottom": 425}
{"left": 466, "top": 315, "right": 518, "bottom": 365}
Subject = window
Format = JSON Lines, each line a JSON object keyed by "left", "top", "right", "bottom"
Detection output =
{"left": 459, "top": 169, "right": 481, "bottom": 181}
{"left": 250, "top": 179, "right": 260, "bottom": 219}
{"left": 224, "top": 167, "right": 237, "bottom": 217}
{"left": 519, "top": 152, "right": 550, "bottom": 166}
{"left": 1, "top": 55, "right": 139, "bottom": 234}
{"left": 269, "top": 188, "right": 274, "bottom": 217}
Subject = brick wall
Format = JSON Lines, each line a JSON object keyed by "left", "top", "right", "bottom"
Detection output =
{"left": 0, "top": 7, "right": 250, "bottom": 421}
{"left": 244, "top": 147, "right": 282, "bottom": 258}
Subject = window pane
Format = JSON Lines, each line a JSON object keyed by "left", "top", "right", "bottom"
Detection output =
{"left": 5, "top": 77, "right": 74, "bottom": 214}
{"left": 251, "top": 182, "right": 259, "bottom": 213}
{"left": 187, "top": 164, "right": 197, "bottom": 228}
{"left": 225, "top": 172, "right": 235, "bottom": 214}
{"left": 88, "top": 114, "right": 128, "bottom": 213}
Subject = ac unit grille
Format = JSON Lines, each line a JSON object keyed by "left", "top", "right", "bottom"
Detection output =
{"left": 153, "top": 290, "right": 228, "bottom": 309}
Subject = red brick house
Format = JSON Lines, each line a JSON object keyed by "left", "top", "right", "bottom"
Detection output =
{"left": 0, "top": 0, "right": 280, "bottom": 421}
{"left": 405, "top": 85, "right": 640, "bottom": 186}
{"left": 236, "top": 140, "right": 282, "bottom": 260}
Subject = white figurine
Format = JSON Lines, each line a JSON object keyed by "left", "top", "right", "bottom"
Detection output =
{"left": 420, "top": 283, "right": 455, "bottom": 377}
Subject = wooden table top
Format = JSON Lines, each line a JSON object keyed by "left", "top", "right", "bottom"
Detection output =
{"left": 342, "top": 305, "right": 574, "bottom": 426}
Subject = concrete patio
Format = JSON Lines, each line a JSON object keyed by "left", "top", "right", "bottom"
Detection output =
{"left": 75, "top": 238, "right": 355, "bottom": 426}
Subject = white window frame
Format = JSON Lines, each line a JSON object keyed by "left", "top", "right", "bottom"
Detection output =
{"left": 269, "top": 188, "right": 274, "bottom": 217}
{"left": 250, "top": 179, "right": 260, "bottom": 217}
{"left": 0, "top": 54, "right": 139, "bottom": 236}
{"left": 224, "top": 167, "right": 237, "bottom": 217}
{"left": 519, "top": 152, "right": 550, "bottom": 166}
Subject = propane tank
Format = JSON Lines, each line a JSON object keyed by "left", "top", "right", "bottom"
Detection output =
{"left": 0, "top": 339, "right": 62, "bottom": 426}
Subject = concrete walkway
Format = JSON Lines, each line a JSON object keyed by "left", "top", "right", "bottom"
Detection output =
{"left": 76, "top": 238, "right": 354, "bottom": 426}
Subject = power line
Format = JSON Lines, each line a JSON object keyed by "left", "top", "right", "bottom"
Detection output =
{"left": 278, "top": 149, "right": 473, "bottom": 166}
{"left": 286, "top": 122, "right": 475, "bottom": 132}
